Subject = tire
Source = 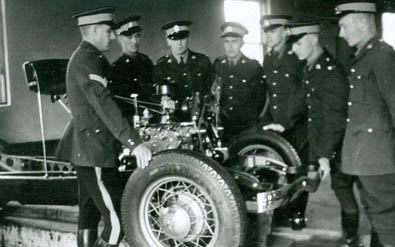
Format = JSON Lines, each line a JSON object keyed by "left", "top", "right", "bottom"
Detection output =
{"left": 121, "top": 150, "right": 247, "bottom": 247}
{"left": 228, "top": 129, "right": 302, "bottom": 187}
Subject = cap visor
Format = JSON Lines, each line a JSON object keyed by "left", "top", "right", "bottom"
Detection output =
{"left": 120, "top": 27, "right": 142, "bottom": 36}
{"left": 221, "top": 32, "right": 243, "bottom": 38}
{"left": 263, "top": 24, "right": 282, "bottom": 32}
{"left": 287, "top": 33, "right": 306, "bottom": 44}
{"left": 167, "top": 30, "right": 189, "bottom": 40}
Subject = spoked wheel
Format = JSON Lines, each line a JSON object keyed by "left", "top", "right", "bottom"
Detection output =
{"left": 121, "top": 150, "right": 247, "bottom": 247}
{"left": 238, "top": 143, "right": 286, "bottom": 185}
{"left": 139, "top": 176, "right": 219, "bottom": 246}
{"left": 238, "top": 143, "right": 284, "bottom": 161}
{"left": 229, "top": 129, "right": 302, "bottom": 186}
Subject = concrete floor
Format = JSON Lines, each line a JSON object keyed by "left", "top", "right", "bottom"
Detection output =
{"left": 272, "top": 176, "right": 371, "bottom": 247}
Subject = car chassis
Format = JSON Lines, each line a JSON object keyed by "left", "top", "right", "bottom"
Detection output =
{"left": 0, "top": 59, "right": 321, "bottom": 247}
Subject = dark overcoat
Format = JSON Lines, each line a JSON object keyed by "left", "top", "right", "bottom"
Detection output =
{"left": 213, "top": 54, "right": 266, "bottom": 137}
{"left": 290, "top": 49, "right": 349, "bottom": 162}
{"left": 342, "top": 36, "right": 395, "bottom": 175}
{"left": 261, "top": 45, "right": 308, "bottom": 155}
{"left": 110, "top": 52, "right": 154, "bottom": 115}
{"left": 263, "top": 44, "right": 304, "bottom": 125}
{"left": 153, "top": 50, "right": 214, "bottom": 103}
{"left": 57, "top": 41, "right": 141, "bottom": 167}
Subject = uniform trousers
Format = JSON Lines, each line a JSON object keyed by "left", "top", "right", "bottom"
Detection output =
{"left": 281, "top": 124, "right": 309, "bottom": 221}
{"left": 355, "top": 174, "right": 395, "bottom": 247}
{"left": 75, "top": 166, "right": 124, "bottom": 245}
{"left": 330, "top": 160, "right": 360, "bottom": 239}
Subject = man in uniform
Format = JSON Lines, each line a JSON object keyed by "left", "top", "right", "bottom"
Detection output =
{"left": 111, "top": 15, "right": 154, "bottom": 118}
{"left": 62, "top": 7, "right": 152, "bottom": 247}
{"left": 336, "top": 2, "right": 395, "bottom": 246}
{"left": 288, "top": 23, "right": 360, "bottom": 246}
{"left": 153, "top": 20, "right": 214, "bottom": 121}
{"left": 213, "top": 22, "right": 266, "bottom": 141}
{"left": 260, "top": 15, "right": 309, "bottom": 230}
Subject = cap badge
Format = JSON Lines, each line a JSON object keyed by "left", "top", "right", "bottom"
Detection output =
{"left": 174, "top": 25, "right": 180, "bottom": 32}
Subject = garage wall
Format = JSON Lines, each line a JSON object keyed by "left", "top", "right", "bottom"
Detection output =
{"left": 0, "top": 0, "right": 225, "bottom": 143}
{"left": 0, "top": 0, "right": 354, "bottom": 143}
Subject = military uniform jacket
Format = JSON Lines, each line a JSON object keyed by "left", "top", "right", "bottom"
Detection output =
{"left": 153, "top": 50, "right": 214, "bottom": 104}
{"left": 214, "top": 54, "right": 266, "bottom": 135}
{"left": 110, "top": 52, "right": 154, "bottom": 107}
{"left": 342, "top": 36, "right": 395, "bottom": 176}
{"left": 263, "top": 44, "right": 304, "bottom": 126}
{"left": 290, "top": 49, "right": 349, "bottom": 162}
{"left": 63, "top": 41, "right": 141, "bottom": 167}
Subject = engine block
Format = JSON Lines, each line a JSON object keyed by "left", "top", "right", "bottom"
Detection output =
{"left": 139, "top": 122, "right": 199, "bottom": 153}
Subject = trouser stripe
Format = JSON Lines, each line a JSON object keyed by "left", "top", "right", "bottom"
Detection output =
{"left": 94, "top": 167, "right": 121, "bottom": 245}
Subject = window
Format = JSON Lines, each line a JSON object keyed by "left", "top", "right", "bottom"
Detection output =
{"left": 0, "top": 0, "right": 10, "bottom": 106}
{"left": 224, "top": 0, "right": 264, "bottom": 64}
{"left": 382, "top": 13, "right": 395, "bottom": 49}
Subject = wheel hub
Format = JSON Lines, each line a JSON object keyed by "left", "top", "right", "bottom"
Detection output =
{"left": 158, "top": 192, "right": 207, "bottom": 241}
{"left": 159, "top": 205, "right": 191, "bottom": 239}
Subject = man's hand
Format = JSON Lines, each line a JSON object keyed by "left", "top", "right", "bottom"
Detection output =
{"left": 132, "top": 143, "right": 152, "bottom": 169}
{"left": 318, "top": 157, "right": 330, "bottom": 180}
{"left": 263, "top": 123, "right": 285, "bottom": 133}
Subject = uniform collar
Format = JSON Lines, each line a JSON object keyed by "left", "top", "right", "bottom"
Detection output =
{"left": 352, "top": 34, "right": 380, "bottom": 65}
{"left": 227, "top": 53, "right": 244, "bottom": 66}
{"left": 123, "top": 52, "right": 139, "bottom": 59}
{"left": 271, "top": 42, "right": 288, "bottom": 59}
{"left": 305, "top": 48, "right": 332, "bottom": 73}
{"left": 171, "top": 49, "right": 190, "bottom": 64}
{"left": 306, "top": 47, "right": 324, "bottom": 71}
{"left": 80, "top": 41, "right": 102, "bottom": 57}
